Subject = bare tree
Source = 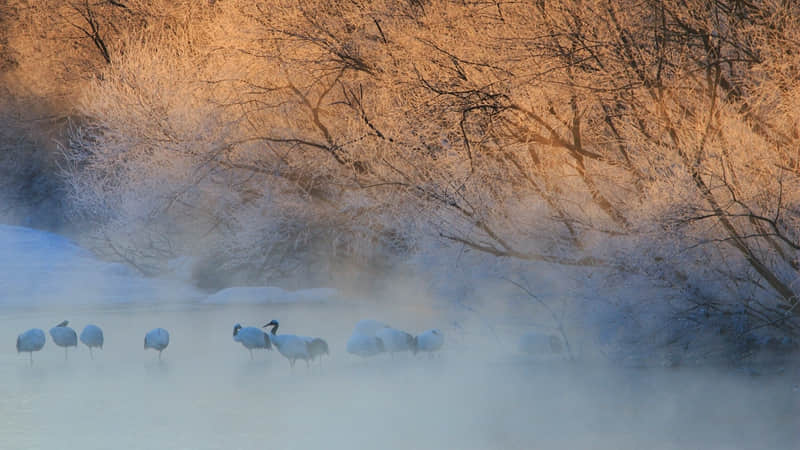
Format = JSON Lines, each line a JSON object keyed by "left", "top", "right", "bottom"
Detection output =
{"left": 50, "top": 0, "right": 799, "bottom": 338}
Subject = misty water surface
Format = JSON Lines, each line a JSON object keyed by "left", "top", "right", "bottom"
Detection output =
{"left": 0, "top": 302, "right": 797, "bottom": 450}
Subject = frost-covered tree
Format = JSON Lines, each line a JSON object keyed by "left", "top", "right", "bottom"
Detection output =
{"left": 44, "top": 0, "right": 800, "bottom": 343}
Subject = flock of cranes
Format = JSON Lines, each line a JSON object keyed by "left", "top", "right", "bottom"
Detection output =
{"left": 16, "top": 320, "right": 104, "bottom": 364}
{"left": 346, "top": 319, "right": 443, "bottom": 360}
{"left": 15, "top": 318, "right": 444, "bottom": 367}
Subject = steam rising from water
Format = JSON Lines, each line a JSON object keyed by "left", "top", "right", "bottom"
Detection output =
{"left": 0, "top": 303, "right": 797, "bottom": 450}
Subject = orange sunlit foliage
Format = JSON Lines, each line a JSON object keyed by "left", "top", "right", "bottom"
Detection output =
{"left": 2, "top": 0, "right": 799, "bottom": 328}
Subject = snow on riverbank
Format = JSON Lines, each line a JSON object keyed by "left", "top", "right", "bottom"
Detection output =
{"left": 202, "top": 286, "right": 339, "bottom": 305}
{"left": 0, "top": 224, "right": 340, "bottom": 308}
{"left": 0, "top": 225, "right": 202, "bottom": 306}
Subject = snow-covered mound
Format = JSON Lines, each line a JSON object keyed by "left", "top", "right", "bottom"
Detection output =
{"left": 202, "top": 286, "right": 338, "bottom": 305}
{"left": 0, "top": 225, "right": 201, "bottom": 306}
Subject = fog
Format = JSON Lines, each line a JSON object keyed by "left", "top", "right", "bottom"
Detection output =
{"left": 3, "top": 1, "right": 800, "bottom": 446}
{"left": 1, "top": 302, "right": 797, "bottom": 450}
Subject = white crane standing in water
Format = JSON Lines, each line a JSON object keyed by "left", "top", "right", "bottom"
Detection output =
{"left": 346, "top": 332, "right": 385, "bottom": 358}
{"left": 376, "top": 327, "right": 415, "bottom": 359}
{"left": 347, "top": 319, "right": 387, "bottom": 359}
{"left": 307, "top": 337, "right": 329, "bottom": 366}
{"left": 413, "top": 329, "right": 444, "bottom": 358}
{"left": 262, "top": 320, "right": 313, "bottom": 369}
{"left": 233, "top": 323, "right": 272, "bottom": 360}
{"left": 49, "top": 320, "right": 78, "bottom": 360}
{"left": 80, "top": 324, "right": 104, "bottom": 359}
{"left": 17, "top": 328, "right": 46, "bottom": 366}
{"left": 144, "top": 328, "right": 170, "bottom": 360}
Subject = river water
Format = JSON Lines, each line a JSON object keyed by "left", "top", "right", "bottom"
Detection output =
{"left": 0, "top": 302, "right": 797, "bottom": 450}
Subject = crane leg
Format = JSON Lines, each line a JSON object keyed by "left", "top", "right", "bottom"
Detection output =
{"left": 89, "top": 347, "right": 94, "bottom": 360}
{"left": 249, "top": 349, "right": 254, "bottom": 360}
{"left": 29, "top": 352, "right": 33, "bottom": 366}
{"left": 65, "top": 347, "right": 68, "bottom": 361}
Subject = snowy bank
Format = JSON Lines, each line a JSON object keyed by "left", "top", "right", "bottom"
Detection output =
{"left": 202, "top": 286, "right": 338, "bottom": 305}
{"left": 0, "top": 225, "right": 201, "bottom": 306}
